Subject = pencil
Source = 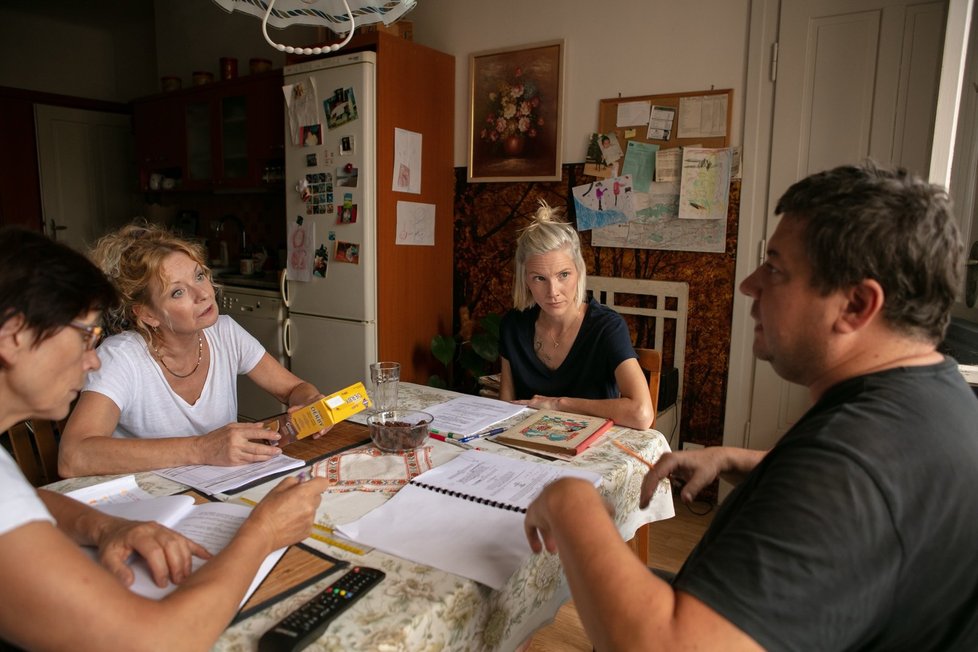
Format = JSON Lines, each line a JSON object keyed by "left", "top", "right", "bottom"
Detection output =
{"left": 612, "top": 439, "right": 655, "bottom": 470}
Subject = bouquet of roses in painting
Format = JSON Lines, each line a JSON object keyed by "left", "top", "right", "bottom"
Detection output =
{"left": 480, "top": 66, "right": 544, "bottom": 155}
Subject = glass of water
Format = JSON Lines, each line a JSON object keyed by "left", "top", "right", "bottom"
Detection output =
{"left": 369, "top": 361, "right": 400, "bottom": 412}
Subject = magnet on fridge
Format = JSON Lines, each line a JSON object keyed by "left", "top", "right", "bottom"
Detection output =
{"left": 344, "top": 162, "right": 354, "bottom": 173}
{"left": 296, "top": 178, "right": 311, "bottom": 201}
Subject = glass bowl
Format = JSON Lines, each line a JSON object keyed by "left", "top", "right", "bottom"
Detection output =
{"left": 368, "top": 410, "right": 433, "bottom": 453}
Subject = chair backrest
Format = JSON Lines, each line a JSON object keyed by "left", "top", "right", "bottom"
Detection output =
{"left": 587, "top": 276, "right": 688, "bottom": 443}
{"left": 4, "top": 419, "right": 61, "bottom": 486}
{"left": 635, "top": 347, "right": 662, "bottom": 429}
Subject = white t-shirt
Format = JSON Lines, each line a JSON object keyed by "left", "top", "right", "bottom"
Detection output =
{"left": 0, "top": 447, "right": 55, "bottom": 536}
{"left": 84, "top": 315, "right": 265, "bottom": 439}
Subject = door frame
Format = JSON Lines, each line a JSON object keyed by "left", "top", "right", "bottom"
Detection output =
{"left": 721, "top": 0, "right": 973, "bottom": 494}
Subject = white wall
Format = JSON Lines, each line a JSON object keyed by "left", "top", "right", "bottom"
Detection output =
{"left": 408, "top": 0, "right": 752, "bottom": 166}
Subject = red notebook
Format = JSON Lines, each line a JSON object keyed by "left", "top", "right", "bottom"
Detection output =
{"left": 493, "top": 410, "right": 614, "bottom": 456}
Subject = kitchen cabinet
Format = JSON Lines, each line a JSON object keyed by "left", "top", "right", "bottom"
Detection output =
{"left": 133, "top": 71, "right": 284, "bottom": 191}
{"left": 133, "top": 95, "right": 184, "bottom": 189}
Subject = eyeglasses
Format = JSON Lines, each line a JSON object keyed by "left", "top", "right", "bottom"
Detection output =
{"left": 68, "top": 321, "right": 103, "bottom": 351}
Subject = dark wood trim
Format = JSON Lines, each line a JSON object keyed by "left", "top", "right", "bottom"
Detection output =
{"left": 0, "top": 86, "right": 129, "bottom": 114}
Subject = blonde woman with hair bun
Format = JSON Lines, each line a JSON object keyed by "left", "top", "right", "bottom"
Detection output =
{"left": 498, "top": 202, "right": 653, "bottom": 430}
{"left": 59, "top": 221, "right": 327, "bottom": 478}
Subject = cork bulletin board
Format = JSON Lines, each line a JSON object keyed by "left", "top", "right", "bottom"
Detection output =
{"left": 585, "top": 88, "right": 734, "bottom": 253}
{"left": 597, "top": 88, "right": 732, "bottom": 150}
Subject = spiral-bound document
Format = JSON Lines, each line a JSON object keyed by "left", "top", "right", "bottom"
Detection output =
{"left": 336, "top": 450, "right": 602, "bottom": 589}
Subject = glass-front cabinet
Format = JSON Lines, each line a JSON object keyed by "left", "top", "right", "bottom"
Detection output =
{"left": 184, "top": 100, "right": 212, "bottom": 186}
{"left": 133, "top": 71, "right": 284, "bottom": 192}
{"left": 221, "top": 95, "right": 249, "bottom": 182}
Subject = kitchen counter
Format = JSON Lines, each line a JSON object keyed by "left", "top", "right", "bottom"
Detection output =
{"left": 214, "top": 270, "right": 281, "bottom": 292}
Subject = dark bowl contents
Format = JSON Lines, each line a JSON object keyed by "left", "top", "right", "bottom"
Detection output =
{"left": 368, "top": 410, "right": 432, "bottom": 453}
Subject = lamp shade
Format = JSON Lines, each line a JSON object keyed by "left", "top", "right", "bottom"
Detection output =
{"left": 212, "top": 0, "right": 416, "bottom": 30}
{"left": 212, "top": 0, "right": 417, "bottom": 54}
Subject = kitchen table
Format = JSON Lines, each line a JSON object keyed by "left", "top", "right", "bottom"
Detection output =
{"left": 46, "top": 382, "right": 674, "bottom": 651}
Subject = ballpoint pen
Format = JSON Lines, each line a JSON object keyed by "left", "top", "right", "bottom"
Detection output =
{"left": 477, "top": 427, "right": 506, "bottom": 438}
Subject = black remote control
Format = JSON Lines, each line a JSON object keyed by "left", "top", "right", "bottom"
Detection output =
{"left": 258, "top": 566, "right": 386, "bottom": 652}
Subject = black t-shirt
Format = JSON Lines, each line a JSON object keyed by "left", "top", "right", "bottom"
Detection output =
{"left": 675, "top": 359, "right": 978, "bottom": 650}
{"left": 499, "top": 298, "right": 636, "bottom": 400}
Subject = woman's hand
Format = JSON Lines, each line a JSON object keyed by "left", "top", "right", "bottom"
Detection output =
{"left": 94, "top": 517, "right": 211, "bottom": 588}
{"left": 195, "top": 422, "right": 282, "bottom": 465}
{"left": 242, "top": 475, "right": 331, "bottom": 550}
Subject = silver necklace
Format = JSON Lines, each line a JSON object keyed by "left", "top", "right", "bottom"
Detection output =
{"left": 153, "top": 331, "right": 203, "bottom": 378}
{"left": 535, "top": 305, "right": 584, "bottom": 364}
{"left": 534, "top": 331, "right": 560, "bottom": 363}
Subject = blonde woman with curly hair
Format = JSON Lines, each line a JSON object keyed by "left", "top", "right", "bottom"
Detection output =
{"left": 498, "top": 202, "right": 653, "bottom": 430}
{"left": 59, "top": 222, "right": 326, "bottom": 477}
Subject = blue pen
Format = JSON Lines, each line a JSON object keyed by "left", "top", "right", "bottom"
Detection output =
{"left": 478, "top": 427, "right": 506, "bottom": 438}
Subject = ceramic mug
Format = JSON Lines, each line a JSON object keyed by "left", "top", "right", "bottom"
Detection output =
{"left": 149, "top": 173, "right": 163, "bottom": 191}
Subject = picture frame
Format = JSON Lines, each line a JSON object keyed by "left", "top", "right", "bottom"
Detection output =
{"left": 468, "top": 40, "right": 564, "bottom": 182}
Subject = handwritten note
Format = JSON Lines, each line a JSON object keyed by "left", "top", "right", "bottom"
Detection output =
{"left": 395, "top": 201, "right": 435, "bottom": 246}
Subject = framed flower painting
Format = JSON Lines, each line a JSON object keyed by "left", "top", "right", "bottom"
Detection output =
{"left": 468, "top": 40, "right": 564, "bottom": 182}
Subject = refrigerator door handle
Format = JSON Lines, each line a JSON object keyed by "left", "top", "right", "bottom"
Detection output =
{"left": 283, "top": 317, "right": 293, "bottom": 358}
{"left": 279, "top": 268, "right": 290, "bottom": 307}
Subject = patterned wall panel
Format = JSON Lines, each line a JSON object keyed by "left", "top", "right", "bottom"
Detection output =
{"left": 452, "top": 164, "right": 741, "bottom": 448}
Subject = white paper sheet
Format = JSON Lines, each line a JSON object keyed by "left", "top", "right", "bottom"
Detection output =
{"left": 392, "top": 128, "right": 422, "bottom": 194}
{"left": 121, "top": 502, "right": 285, "bottom": 605}
{"left": 677, "top": 95, "right": 729, "bottom": 139}
{"left": 616, "top": 100, "right": 652, "bottom": 127}
{"left": 424, "top": 396, "right": 527, "bottom": 438}
{"left": 336, "top": 451, "right": 601, "bottom": 589}
{"left": 154, "top": 454, "right": 304, "bottom": 495}
{"left": 395, "top": 201, "right": 435, "bottom": 246}
{"left": 286, "top": 219, "right": 314, "bottom": 282}
{"left": 78, "top": 496, "right": 284, "bottom": 606}
{"left": 66, "top": 474, "right": 154, "bottom": 505}
{"left": 679, "top": 147, "right": 732, "bottom": 221}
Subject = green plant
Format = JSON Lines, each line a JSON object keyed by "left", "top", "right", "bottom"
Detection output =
{"left": 429, "top": 309, "right": 501, "bottom": 393}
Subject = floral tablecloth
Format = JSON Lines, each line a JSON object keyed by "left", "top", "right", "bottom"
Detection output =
{"left": 47, "top": 383, "right": 674, "bottom": 651}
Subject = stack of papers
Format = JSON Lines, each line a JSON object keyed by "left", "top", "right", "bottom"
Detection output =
{"left": 154, "top": 454, "right": 304, "bottom": 495}
{"left": 423, "top": 395, "right": 527, "bottom": 438}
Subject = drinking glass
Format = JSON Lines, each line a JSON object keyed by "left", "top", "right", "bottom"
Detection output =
{"left": 369, "top": 361, "right": 400, "bottom": 412}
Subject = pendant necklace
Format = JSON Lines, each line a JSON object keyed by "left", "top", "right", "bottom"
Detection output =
{"left": 535, "top": 304, "right": 584, "bottom": 365}
{"left": 153, "top": 331, "right": 203, "bottom": 379}
{"left": 534, "top": 331, "right": 560, "bottom": 364}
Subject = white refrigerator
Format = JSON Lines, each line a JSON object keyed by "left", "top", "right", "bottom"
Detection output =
{"left": 282, "top": 53, "right": 378, "bottom": 394}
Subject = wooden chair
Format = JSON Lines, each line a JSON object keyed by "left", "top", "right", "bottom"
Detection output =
{"left": 635, "top": 347, "right": 662, "bottom": 430}
{"left": 3, "top": 419, "right": 61, "bottom": 486}
{"left": 587, "top": 276, "right": 688, "bottom": 445}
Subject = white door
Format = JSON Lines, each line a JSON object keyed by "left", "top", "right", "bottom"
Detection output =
{"left": 35, "top": 105, "right": 135, "bottom": 252}
{"left": 743, "top": 0, "right": 948, "bottom": 452}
